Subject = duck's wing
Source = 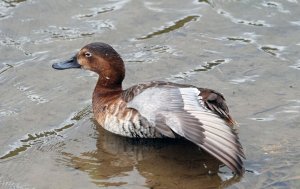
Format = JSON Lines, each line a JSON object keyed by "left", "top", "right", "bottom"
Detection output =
{"left": 199, "top": 88, "right": 236, "bottom": 126}
{"left": 126, "top": 86, "right": 245, "bottom": 175}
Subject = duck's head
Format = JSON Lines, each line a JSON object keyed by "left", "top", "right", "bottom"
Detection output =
{"left": 52, "top": 42, "right": 125, "bottom": 87}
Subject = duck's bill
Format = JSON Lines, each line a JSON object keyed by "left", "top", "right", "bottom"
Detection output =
{"left": 52, "top": 56, "right": 81, "bottom": 70}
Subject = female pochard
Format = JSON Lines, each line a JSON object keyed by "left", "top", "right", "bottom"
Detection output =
{"left": 52, "top": 42, "right": 245, "bottom": 175}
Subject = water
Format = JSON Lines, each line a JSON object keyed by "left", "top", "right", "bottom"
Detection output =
{"left": 0, "top": 0, "right": 299, "bottom": 188}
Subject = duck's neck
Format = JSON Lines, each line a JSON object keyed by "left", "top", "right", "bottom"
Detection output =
{"left": 92, "top": 77, "right": 123, "bottom": 117}
{"left": 92, "top": 57, "right": 125, "bottom": 112}
{"left": 94, "top": 56, "right": 125, "bottom": 91}
{"left": 93, "top": 75, "right": 123, "bottom": 96}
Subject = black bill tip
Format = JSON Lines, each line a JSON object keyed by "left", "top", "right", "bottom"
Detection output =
{"left": 52, "top": 56, "right": 81, "bottom": 70}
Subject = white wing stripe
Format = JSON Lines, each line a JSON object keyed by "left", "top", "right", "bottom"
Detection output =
{"left": 127, "top": 86, "right": 244, "bottom": 174}
{"left": 178, "top": 87, "right": 245, "bottom": 171}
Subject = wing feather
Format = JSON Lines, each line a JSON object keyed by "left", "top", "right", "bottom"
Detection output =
{"left": 126, "top": 86, "right": 245, "bottom": 175}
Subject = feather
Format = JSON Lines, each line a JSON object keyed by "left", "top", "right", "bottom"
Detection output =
{"left": 126, "top": 84, "right": 245, "bottom": 175}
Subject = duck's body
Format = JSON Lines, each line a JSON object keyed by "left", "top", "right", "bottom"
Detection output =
{"left": 92, "top": 81, "right": 161, "bottom": 138}
{"left": 52, "top": 42, "right": 245, "bottom": 175}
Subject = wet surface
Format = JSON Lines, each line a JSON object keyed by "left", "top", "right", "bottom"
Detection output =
{"left": 0, "top": 0, "right": 300, "bottom": 188}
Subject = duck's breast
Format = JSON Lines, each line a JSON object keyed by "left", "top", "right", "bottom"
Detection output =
{"left": 94, "top": 98, "right": 161, "bottom": 138}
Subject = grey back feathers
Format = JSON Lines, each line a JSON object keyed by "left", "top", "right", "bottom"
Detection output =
{"left": 127, "top": 86, "right": 245, "bottom": 174}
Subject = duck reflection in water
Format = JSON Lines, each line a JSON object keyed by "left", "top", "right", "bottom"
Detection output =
{"left": 60, "top": 119, "right": 242, "bottom": 189}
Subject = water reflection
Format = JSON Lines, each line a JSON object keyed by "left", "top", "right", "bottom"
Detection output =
{"left": 227, "top": 37, "right": 252, "bottom": 43}
{"left": 168, "top": 59, "right": 231, "bottom": 81}
{"left": 137, "top": 15, "right": 199, "bottom": 40}
{"left": 260, "top": 45, "right": 286, "bottom": 57}
{"left": 0, "top": 105, "right": 91, "bottom": 160}
{"left": 0, "top": 63, "right": 13, "bottom": 75}
{"left": 60, "top": 121, "right": 242, "bottom": 188}
{"left": 2, "top": 0, "right": 27, "bottom": 8}
{"left": 217, "top": 9, "right": 272, "bottom": 27}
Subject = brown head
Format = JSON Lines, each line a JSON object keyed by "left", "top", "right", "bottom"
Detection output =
{"left": 52, "top": 42, "right": 125, "bottom": 89}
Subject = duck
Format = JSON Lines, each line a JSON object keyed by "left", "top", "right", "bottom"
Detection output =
{"left": 52, "top": 42, "right": 245, "bottom": 175}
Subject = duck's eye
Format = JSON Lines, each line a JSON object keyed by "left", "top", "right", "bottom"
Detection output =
{"left": 84, "top": 52, "right": 92, "bottom": 58}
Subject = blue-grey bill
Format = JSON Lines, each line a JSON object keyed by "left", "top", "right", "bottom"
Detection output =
{"left": 52, "top": 56, "right": 81, "bottom": 70}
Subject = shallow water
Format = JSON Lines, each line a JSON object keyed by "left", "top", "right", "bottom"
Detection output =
{"left": 0, "top": 0, "right": 300, "bottom": 188}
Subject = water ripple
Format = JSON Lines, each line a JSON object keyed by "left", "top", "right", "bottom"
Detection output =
{"left": 260, "top": 45, "right": 286, "bottom": 57}
{"left": 290, "top": 20, "right": 300, "bottom": 26}
{"left": 289, "top": 60, "right": 300, "bottom": 70}
{"left": 250, "top": 115, "right": 276, "bottom": 122}
{"left": 73, "top": 0, "right": 129, "bottom": 19}
{"left": 0, "top": 105, "right": 92, "bottom": 160}
{"left": 14, "top": 82, "right": 49, "bottom": 104}
{"left": 0, "top": 109, "right": 17, "bottom": 118}
{"left": 33, "top": 26, "right": 95, "bottom": 42}
{"left": 0, "top": 0, "right": 27, "bottom": 19}
{"left": 136, "top": 15, "right": 200, "bottom": 40}
{"left": 168, "top": 59, "right": 231, "bottom": 81}
{"left": 230, "top": 75, "right": 259, "bottom": 84}
{"left": 0, "top": 175, "right": 32, "bottom": 189}
{"left": 0, "top": 63, "right": 13, "bottom": 75}
{"left": 73, "top": 7, "right": 114, "bottom": 19}
{"left": 0, "top": 33, "right": 31, "bottom": 55}
{"left": 125, "top": 44, "right": 178, "bottom": 63}
{"left": 218, "top": 9, "right": 272, "bottom": 27}
{"left": 251, "top": 100, "right": 300, "bottom": 122}
{"left": 262, "top": 1, "right": 290, "bottom": 13}
{"left": 1, "top": 0, "right": 27, "bottom": 8}
{"left": 226, "top": 36, "right": 253, "bottom": 43}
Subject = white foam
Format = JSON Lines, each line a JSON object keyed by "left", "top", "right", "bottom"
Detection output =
{"left": 250, "top": 115, "right": 275, "bottom": 122}
{"left": 262, "top": 2, "right": 290, "bottom": 13}
{"left": 168, "top": 58, "right": 231, "bottom": 82}
{"left": 14, "top": 83, "right": 49, "bottom": 104}
{"left": 289, "top": 60, "right": 300, "bottom": 70}
{"left": 230, "top": 75, "right": 259, "bottom": 84}
{"left": 0, "top": 175, "right": 32, "bottom": 189}
{"left": 290, "top": 21, "right": 300, "bottom": 26}
{"left": 217, "top": 9, "right": 272, "bottom": 27}
{"left": 287, "top": 0, "right": 298, "bottom": 3}
{"left": 0, "top": 109, "right": 17, "bottom": 118}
